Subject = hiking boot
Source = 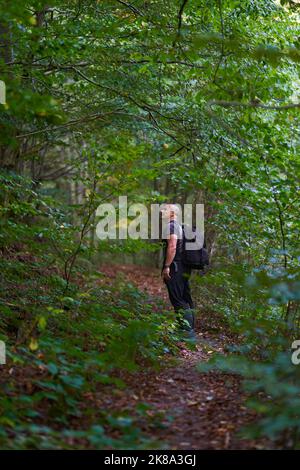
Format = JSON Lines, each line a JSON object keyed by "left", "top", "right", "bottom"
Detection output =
{"left": 182, "top": 310, "right": 195, "bottom": 331}
{"left": 176, "top": 309, "right": 196, "bottom": 341}
{"left": 181, "top": 328, "right": 197, "bottom": 341}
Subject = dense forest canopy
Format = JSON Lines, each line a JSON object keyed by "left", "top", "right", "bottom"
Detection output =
{"left": 0, "top": 0, "right": 300, "bottom": 450}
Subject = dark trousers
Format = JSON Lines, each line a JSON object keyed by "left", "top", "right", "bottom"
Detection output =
{"left": 164, "top": 261, "right": 194, "bottom": 313}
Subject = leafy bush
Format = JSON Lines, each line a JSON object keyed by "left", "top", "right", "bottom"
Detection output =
{"left": 197, "top": 261, "right": 300, "bottom": 448}
{"left": 0, "top": 171, "right": 176, "bottom": 449}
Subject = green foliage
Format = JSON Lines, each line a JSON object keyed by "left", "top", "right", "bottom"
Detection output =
{"left": 0, "top": 262, "right": 175, "bottom": 449}
{"left": 0, "top": 170, "right": 177, "bottom": 449}
{"left": 196, "top": 259, "right": 300, "bottom": 448}
{"left": 0, "top": 0, "right": 300, "bottom": 450}
{"left": 198, "top": 343, "right": 300, "bottom": 448}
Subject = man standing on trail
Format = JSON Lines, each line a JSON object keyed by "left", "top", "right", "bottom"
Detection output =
{"left": 160, "top": 204, "right": 196, "bottom": 339}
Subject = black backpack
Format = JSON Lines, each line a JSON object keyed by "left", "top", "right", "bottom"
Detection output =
{"left": 181, "top": 225, "right": 209, "bottom": 270}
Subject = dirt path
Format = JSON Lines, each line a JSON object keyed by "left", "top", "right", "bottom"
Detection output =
{"left": 97, "top": 264, "right": 263, "bottom": 450}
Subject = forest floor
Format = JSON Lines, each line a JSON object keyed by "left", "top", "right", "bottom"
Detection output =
{"left": 94, "top": 264, "right": 268, "bottom": 450}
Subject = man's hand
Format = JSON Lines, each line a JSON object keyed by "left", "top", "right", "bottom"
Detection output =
{"left": 162, "top": 266, "right": 171, "bottom": 282}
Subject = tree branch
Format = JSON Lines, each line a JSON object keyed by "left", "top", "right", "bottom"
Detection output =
{"left": 115, "top": 0, "right": 143, "bottom": 17}
{"left": 208, "top": 99, "right": 300, "bottom": 110}
{"left": 173, "top": 0, "right": 189, "bottom": 46}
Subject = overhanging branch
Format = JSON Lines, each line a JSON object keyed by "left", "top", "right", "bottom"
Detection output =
{"left": 208, "top": 99, "right": 300, "bottom": 110}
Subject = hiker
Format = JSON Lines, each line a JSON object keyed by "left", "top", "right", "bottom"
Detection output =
{"left": 160, "top": 204, "right": 196, "bottom": 338}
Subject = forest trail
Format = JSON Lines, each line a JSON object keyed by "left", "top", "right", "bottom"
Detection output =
{"left": 97, "top": 264, "right": 263, "bottom": 450}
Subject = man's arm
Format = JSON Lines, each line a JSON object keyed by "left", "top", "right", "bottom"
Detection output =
{"left": 162, "top": 234, "right": 177, "bottom": 281}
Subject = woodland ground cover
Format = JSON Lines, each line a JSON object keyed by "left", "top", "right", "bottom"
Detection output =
{"left": 0, "top": 0, "right": 300, "bottom": 450}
